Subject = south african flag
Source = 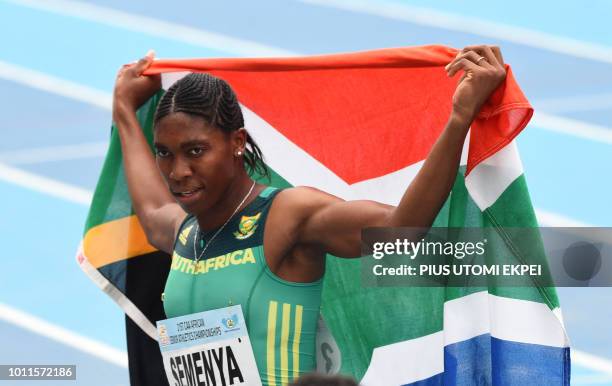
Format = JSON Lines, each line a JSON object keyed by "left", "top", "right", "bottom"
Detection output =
{"left": 77, "top": 46, "right": 570, "bottom": 385}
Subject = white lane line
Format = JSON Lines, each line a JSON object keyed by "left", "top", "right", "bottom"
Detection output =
{"left": 0, "top": 162, "right": 92, "bottom": 205}
{"left": 533, "top": 93, "right": 612, "bottom": 114}
{"left": 0, "top": 303, "right": 128, "bottom": 368}
{"left": 1, "top": 77, "right": 610, "bottom": 379}
{"left": 572, "top": 374, "right": 612, "bottom": 385}
{"left": 0, "top": 143, "right": 597, "bottom": 230}
{"left": 0, "top": 141, "right": 108, "bottom": 164}
{"left": 2, "top": 3, "right": 612, "bottom": 148}
{"left": 4, "top": 0, "right": 297, "bottom": 57}
{"left": 297, "top": 0, "right": 612, "bottom": 64}
{"left": 3, "top": 61, "right": 612, "bottom": 148}
{"left": 531, "top": 112, "right": 612, "bottom": 145}
{"left": 4, "top": 0, "right": 612, "bottom": 375}
{"left": 0, "top": 154, "right": 597, "bottom": 231}
{"left": 535, "top": 209, "right": 593, "bottom": 228}
{"left": 0, "top": 59, "right": 112, "bottom": 110}
{"left": 10, "top": 0, "right": 612, "bottom": 64}
{"left": 573, "top": 349, "right": 612, "bottom": 377}
{"left": 0, "top": 62, "right": 606, "bottom": 225}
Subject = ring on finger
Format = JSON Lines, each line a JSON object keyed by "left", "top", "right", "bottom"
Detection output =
{"left": 476, "top": 56, "right": 488, "bottom": 64}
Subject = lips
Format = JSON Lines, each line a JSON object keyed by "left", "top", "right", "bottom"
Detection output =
{"left": 173, "top": 188, "right": 203, "bottom": 197}
{"left": 171, "top": 187, "right": 205, "bottom": 206}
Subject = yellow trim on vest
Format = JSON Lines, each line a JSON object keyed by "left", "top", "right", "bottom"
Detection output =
{"left": 280, "top": 303, "right": 291, "bottom": 384}
{"left": 293, "top": 305, "right": 303, "bottom": 379}
{"left": 267, "top": 301, "right": 278, "bottom": 386}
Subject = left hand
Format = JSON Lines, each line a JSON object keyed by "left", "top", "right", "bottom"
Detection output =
{"left": 445, "top": 45, "right": 507, "bottom": 123}
{"left": 113, "top": 50, "right": 161, "bottom": 124}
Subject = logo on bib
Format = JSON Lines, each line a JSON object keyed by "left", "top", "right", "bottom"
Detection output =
{"left": 179, "top": 224, "right": 194, "bottom": 245}
{"left": 234, "top": 213, "right": 261, "bottom": 240}
{"left": 158, "top": 324, "right": 170, "bottom": 346}
{"left": 222, "top": 314, "right": 239, "bottom": 330}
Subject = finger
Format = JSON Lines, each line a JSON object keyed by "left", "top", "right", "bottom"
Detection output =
{"left": 133, "top": 58, "right": 152, "bottom": 76}
{"left": 462, "top": 45, "right": 498, "bottom": 67}
{"left": 446, "top": 58, "right": 481, "bottom": 77}
{"left": 448, "top": 51, "right": 488, "bottom": 67}
{"left": 489, "top": 45, "right": 504, "bottom": 66}
{"left": 461, "top": 45, "right": 500, "bottom": 68}
{"left": 116, "top": 63, "right": 132, "bottom": 78}
{"left": 445, "top": 50, "right": 493, "bottom": 76}
{"left": 131, "top": 50, "right": 156, "bottom": 76}
{"left": 480, "top": 45, "right": 501, "bottom": 68}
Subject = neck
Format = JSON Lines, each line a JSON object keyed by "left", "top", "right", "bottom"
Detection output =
{"left": 196, "top": 170, "right": 256, "bottom": 232}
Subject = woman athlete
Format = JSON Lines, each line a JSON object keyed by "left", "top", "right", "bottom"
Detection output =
{"left": 113, "top": 45, "right": 507, "bottom": 384}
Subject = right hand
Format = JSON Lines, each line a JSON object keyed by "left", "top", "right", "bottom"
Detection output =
{"left": 444, "top": 45, "right": 506, "bottom": 124}
{"left": 112, "top": 50, "right": 161, "bottom": 123}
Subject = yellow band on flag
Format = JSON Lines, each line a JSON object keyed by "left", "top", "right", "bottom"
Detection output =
{"left": 83, "top": 215, "right": 156, "bottom": 268}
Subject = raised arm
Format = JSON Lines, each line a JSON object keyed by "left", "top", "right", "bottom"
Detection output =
{"left": 388, "top": 45, "right": 506, "bottom": 227}
{"left": 112, "top": 52, "right": 186, "bottom": 254}
{"left": 297, "top": 45, "right": 507, "bottom": 258}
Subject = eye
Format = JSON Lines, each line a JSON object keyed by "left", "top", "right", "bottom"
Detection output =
{"left": 155, "top": 148, "right": 171, "bottom": 158}
{"left": 188, "top": 147, "right": 205, "bottom": 157}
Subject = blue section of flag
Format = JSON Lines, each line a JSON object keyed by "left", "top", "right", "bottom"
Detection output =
{"left": 444, "top": 334, "right": 491, "bottom": 385}
{"left": 403, "top": 335, "right": 571, "bottom": 385}
{"left": 489, "top": 337, "right": 571, "bottom": 386}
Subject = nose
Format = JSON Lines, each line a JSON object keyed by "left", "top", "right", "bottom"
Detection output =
{"left": 169, "top": 156, "right": 192, "bottom": 181}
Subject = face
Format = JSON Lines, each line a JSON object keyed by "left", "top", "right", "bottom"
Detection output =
{"left": 154, "top": 112, "right": 245, "bottom": 215}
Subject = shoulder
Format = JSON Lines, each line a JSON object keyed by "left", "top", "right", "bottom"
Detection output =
{"left": 265, "top": 187, "right": 344, "bottom": 236}
{"left": 272, "top": 186, "right": 344, "bottom": 217}
{"left": 264, "top": 187, "right": 344, "bottom": 252}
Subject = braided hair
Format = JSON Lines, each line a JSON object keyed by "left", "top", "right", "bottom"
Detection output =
{"left": 154, "top": 72, "right": 269, "bottom": 179}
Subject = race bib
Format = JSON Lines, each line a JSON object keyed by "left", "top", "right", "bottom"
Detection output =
{"left": 157, "top": 305, "right": 261, "bottom": 386}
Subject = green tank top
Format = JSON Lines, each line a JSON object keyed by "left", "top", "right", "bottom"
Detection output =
{"left": 163, "top": 186, "right": 323, "bottom": 385}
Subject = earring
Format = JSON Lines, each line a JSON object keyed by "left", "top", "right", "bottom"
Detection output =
{"left": 235, "top": 150, "right": 243, "bottom": 156}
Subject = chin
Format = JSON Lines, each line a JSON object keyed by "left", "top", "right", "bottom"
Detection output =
{"left": 178, "top": 198, "right": 215, "bottom": 218}
{"left": 172, "top": 197, "right": 199, "bottom": 214}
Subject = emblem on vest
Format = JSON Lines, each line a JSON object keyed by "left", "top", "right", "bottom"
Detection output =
{"left": 178, "top": 224, "right": 194, "bottom": 245}
{"left": 233, "top": 212, "right": 261, "bottom": 240}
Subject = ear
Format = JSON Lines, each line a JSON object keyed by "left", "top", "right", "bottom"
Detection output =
{"left": 231, "top": 128, "right": 247, "bottom": 157}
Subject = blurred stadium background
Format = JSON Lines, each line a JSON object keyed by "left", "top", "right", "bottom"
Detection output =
{"left": 1, "top": 0, "right": 611, "bottom": 384}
